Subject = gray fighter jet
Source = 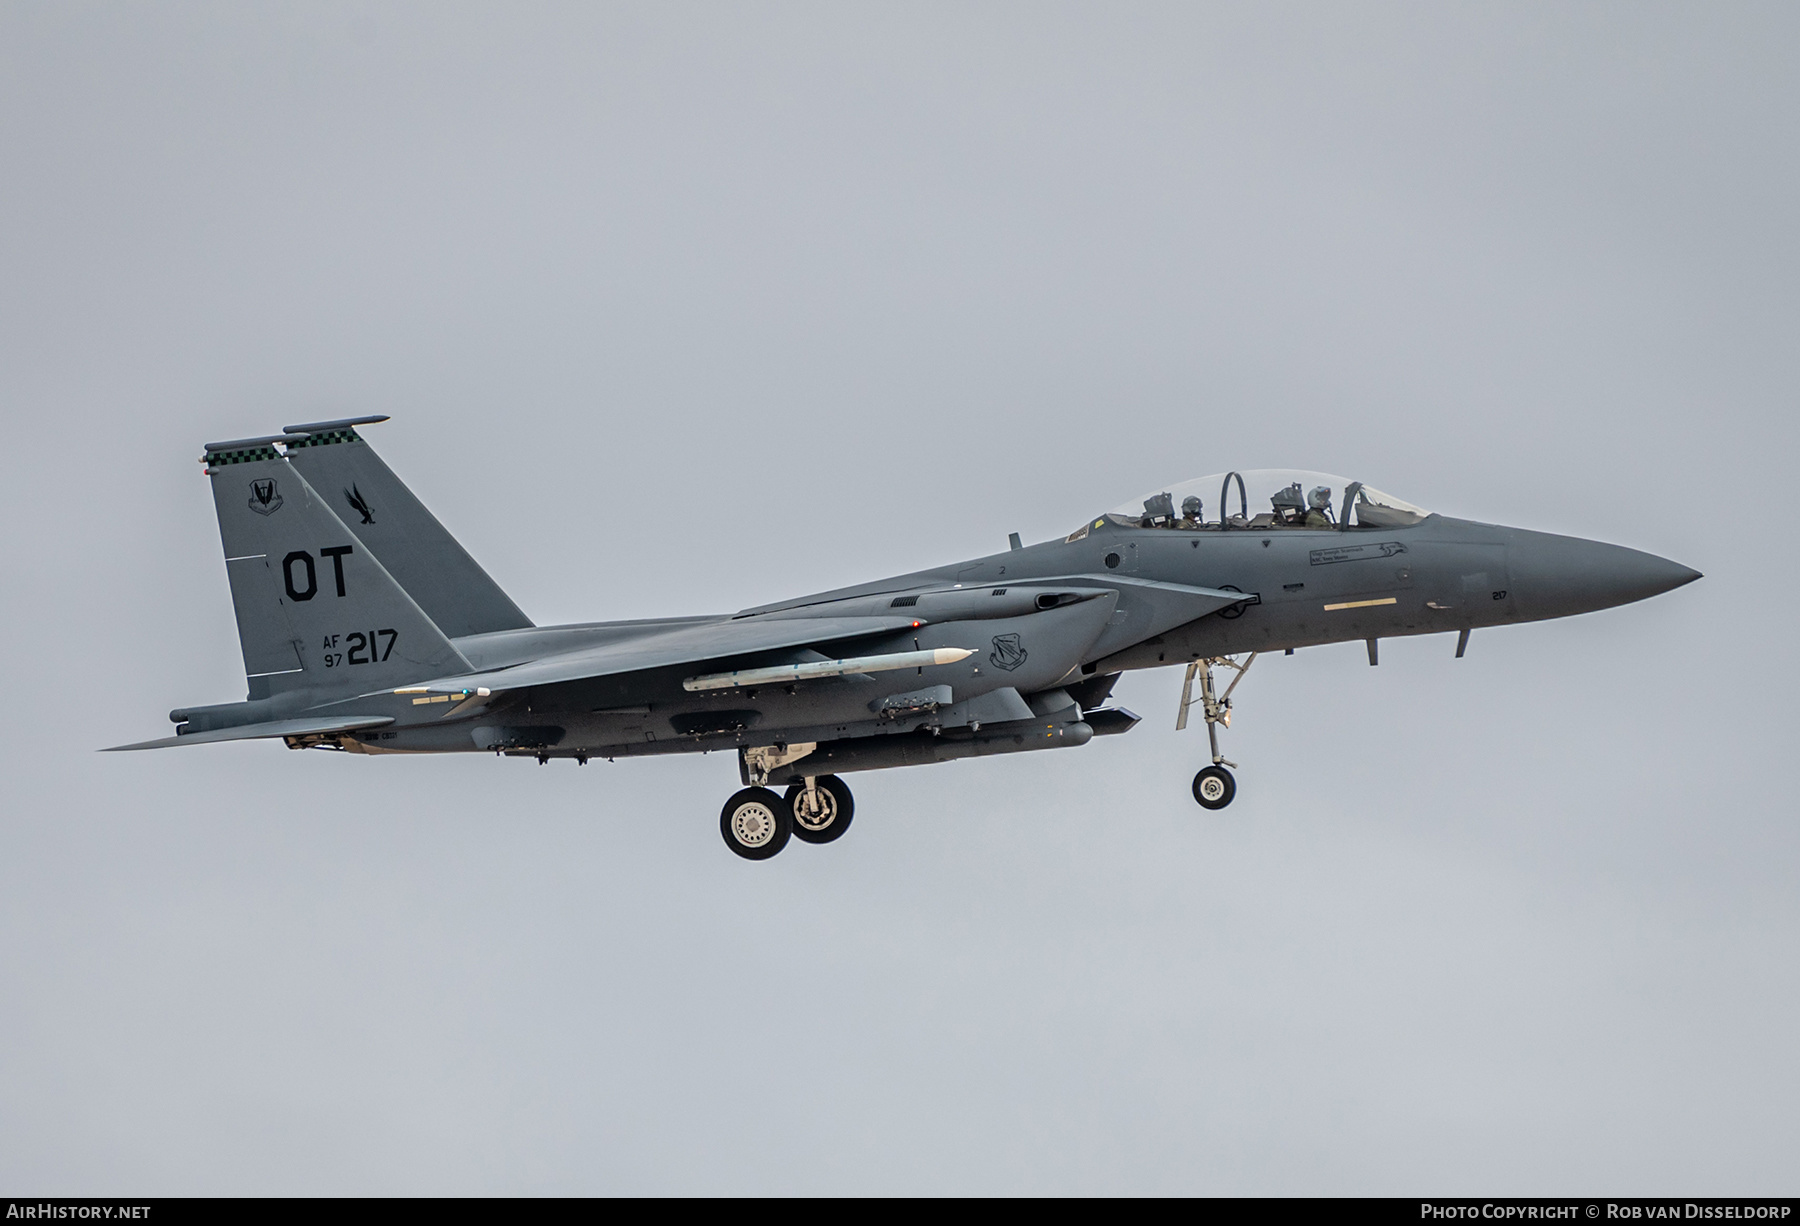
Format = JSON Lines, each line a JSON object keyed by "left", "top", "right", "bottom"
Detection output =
{"left": 108, "top": 419, "right": 1700, "bottom": 860}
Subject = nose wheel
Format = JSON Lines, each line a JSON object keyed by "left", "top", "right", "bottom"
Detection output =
{"left": 1192, "top": 765, "right": 1236, "bottom": 809}
{"left": 1178, "top": 654, "right": 1256, "bottom": 809}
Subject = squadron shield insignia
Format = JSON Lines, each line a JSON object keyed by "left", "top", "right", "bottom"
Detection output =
{"left": 248, "top": 478, "right": 283, "bottom": 516}
{"left": 113, "top": 423, "right": 1701, "bottom": 862}
{"left": 989, "top": 633, "right": 1028, "bottom": 671}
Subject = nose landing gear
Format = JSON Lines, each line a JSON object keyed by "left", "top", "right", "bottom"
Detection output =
{"left": 1178, "top": 653, "right": 1257, "bottom": 810}
{"left": 1192, "top": 765, "right": 1236, "bottom": 809}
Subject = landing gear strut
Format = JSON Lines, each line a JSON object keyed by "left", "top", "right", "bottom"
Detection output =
{"left": 1178, "top": 653, "right": 1257, "bottom": 809}
{"left": 786, "top": 775, "right": 854, "bottom": 844}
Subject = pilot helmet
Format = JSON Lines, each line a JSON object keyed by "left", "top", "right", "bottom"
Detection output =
{"left": 1181, "top": 495, "right": 1203, "bottom": 519}
{"left": 1308, "top": 486, "right": 1333, "bottom": 511}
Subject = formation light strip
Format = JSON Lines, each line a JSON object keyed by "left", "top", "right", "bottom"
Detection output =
{"left": 1323, "top": 597, "right": 1399, "bottom": 612}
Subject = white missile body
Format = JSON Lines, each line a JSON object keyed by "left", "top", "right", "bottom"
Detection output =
{"left": 684, "top": 647, "right": 975, "bottom": 692}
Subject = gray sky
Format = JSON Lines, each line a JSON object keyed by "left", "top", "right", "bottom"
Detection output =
{"left": 2, "top": 1, "right": 1794, "bottom": 1194}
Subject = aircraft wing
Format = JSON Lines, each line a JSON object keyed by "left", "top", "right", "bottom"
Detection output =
{"left": 102, "top": 716, "right": 396, "bottom": 751}
{"left": 418, "top": 582, "right": 1253, "bottom": 696}
{"left": 404, "top": 613, "right": 928, "bottom": 696}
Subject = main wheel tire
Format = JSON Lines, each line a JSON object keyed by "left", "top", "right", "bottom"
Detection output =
{"left": 786, "top": 775, "right": 855, "bottom": 845}
{"left": 720, "top": 787, "right": 792, "bottom": 860}
{"left": 1192, "top": 765, "right": 1236, "bottom": 810}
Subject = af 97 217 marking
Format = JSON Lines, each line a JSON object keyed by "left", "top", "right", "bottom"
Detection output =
{"left": 320, "top": 629, "right": 397, "bottom": 668}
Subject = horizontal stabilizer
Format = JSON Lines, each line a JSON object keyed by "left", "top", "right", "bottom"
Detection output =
{"left": 102, "top": 716, "right": 394, "bottom": 752}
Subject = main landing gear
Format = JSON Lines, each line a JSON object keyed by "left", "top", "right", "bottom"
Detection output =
{"left": 1178, "top": 653, "right": 1257, "bottom": 810}
{"left": 719, "top": 772, "right": 855, "bottom": 860}
{"left": 787, "top": 775, "right": 854, "bottom": 844}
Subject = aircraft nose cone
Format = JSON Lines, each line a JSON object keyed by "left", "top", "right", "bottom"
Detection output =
{"left": 1508, "top": 531, "right": 1701, "bottom": 621}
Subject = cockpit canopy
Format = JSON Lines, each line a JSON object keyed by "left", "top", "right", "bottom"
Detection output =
{"left": 1078, "top": 469, "right": 1429, "bottom": 538}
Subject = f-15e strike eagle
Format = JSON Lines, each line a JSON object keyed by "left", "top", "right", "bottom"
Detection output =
{"left": 109, "top": 418, "right": 1700, "bottom": 860}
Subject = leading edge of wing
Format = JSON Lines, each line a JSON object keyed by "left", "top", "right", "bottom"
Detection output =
{"left": 101, "top": 716, "right": 396, "bottom": 751}
{"left": 407, "top": 613, "right": 929, "bottom": 696}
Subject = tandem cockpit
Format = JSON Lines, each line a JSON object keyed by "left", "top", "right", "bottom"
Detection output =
{"left": 1070, "top": 469, "right": 1432, "bottom": 540}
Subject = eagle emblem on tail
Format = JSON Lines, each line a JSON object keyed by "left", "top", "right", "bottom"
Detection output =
{"left": 345, "top": 485, "right": 374, "bottom": 525}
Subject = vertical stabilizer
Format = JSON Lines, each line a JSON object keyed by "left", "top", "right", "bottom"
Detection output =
{"left": 203, "top": 437, "right": 470, "bottom": 700}
{"left": 280, "top": 419, "right": 532, "bottom": 637}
